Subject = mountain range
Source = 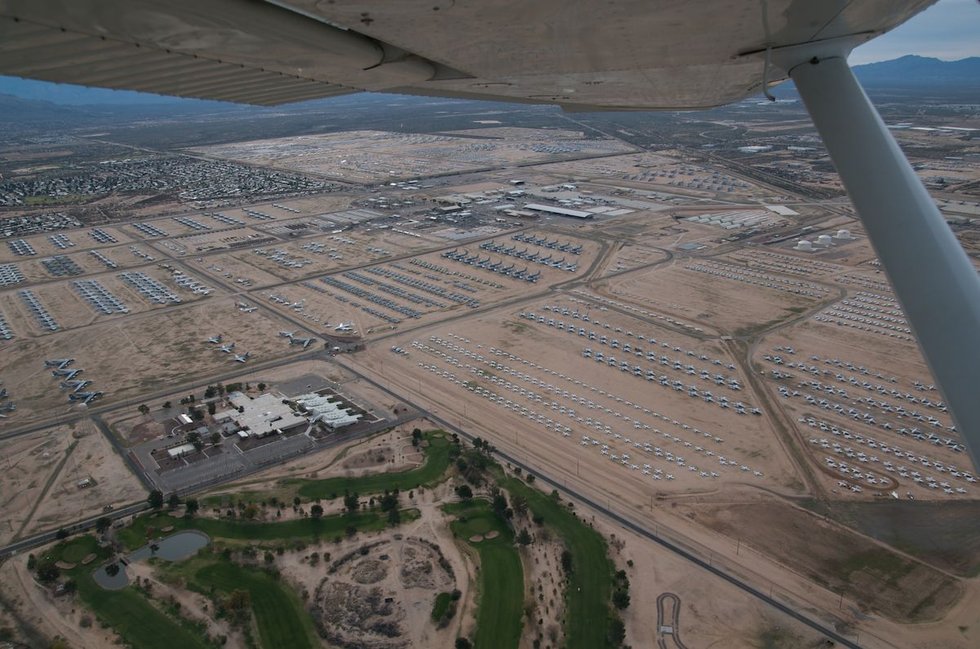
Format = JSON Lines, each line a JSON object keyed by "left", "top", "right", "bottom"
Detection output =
{"left": 853, "top": 55, "right": 980, "bottom": 87}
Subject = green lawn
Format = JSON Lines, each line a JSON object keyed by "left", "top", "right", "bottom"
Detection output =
{"left": 44, "top": 534, "right": 212, "bottom": 649}
{"left": 119, "top": 508, "right": 419, "bottom": 550}
{"left": 74, "top": 573, "right": 213, "bottom": 649}
{"left": 43, "top": 537, "right": 214, "bottom": 649}
{"left": 292, "top": 432, "right": 453, "bottom": 500}
{"left": 447, "top": 500, "right": 524, "bottom": 649}
{"left": 431, "top": 591, "right": 453, "bottom": 622}
{"left": 54, "top": 535, "right": 102, "bottom": 564}
{"left": 194, "top": 560, "right": 318, "bottom": 649}
{"left": 498, "top": 472, "right": 614, "bottom": 649}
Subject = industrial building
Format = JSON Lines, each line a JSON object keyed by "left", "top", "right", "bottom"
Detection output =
{"left": 214, "top": 392, "right": 307, "bottom": 437}
{"left": 523, "top": 203, "right": 594, "bottom": 219}
{"left": 293, "top": 392, "right": 363, "bottom": 429}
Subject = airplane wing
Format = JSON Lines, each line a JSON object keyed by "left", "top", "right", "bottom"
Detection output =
{"left": 0, "top": 0, "right": 935, "bottom": 109}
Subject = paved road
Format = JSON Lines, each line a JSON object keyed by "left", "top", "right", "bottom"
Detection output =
{"left": 0, "top": 502, "right": 147, "bottom": 560}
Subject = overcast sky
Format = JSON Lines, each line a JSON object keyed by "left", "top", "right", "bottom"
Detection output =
{"left": 850, "top": 0, "right": 980, "bottom": 64}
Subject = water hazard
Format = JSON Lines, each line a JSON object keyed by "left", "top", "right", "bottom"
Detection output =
{"left": 92, "top": 530, "right": 210, "bottom": 590}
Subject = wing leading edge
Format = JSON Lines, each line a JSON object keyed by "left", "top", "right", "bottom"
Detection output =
{"left": 0, "top": 0, "right": 936, "bottom": 108}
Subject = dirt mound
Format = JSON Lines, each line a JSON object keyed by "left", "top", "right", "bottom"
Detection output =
{"left": 352, "top": 559, "right": 388, "bottom": 584}
{"left": 312, "top": 581, "right": 406, "bottom": 649}
{"left": 342, "top": 447, "right": 393, "bottom": 470}
{"left": 399, "top": 544, "right": 448, "bottom": 589}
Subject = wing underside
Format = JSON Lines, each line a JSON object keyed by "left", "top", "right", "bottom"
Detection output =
{"left": 0, "top": 0, "right": 936, "bottom": 109}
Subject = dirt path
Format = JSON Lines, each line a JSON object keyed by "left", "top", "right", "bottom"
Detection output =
{"left": 11, "top": 440, "right": 79, "bottom": 542}
{"left": 723, "top": 338, "right": 823, "bottom": 498}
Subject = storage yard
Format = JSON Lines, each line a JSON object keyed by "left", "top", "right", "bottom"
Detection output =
{"left": 189, "top": 128, "right": 637, "bottom": 184}
{"left": 2, "top": 122, "right": 979, "bottom": 649}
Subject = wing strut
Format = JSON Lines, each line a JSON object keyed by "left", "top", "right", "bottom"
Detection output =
{"left": 790, "top": 55, "right": 980, "bottom": 470}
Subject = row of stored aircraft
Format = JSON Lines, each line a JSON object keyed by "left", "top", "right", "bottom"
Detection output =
{"left": 512, "top": 233, "right": 583, "bottom": 255}
{"left": 441, "top": 249, "right": 542, "bottom": 282}
{"left": 44, "top": 358, "right": 103, "bottom": 405}
{"left": 206, "top": 335, "right": 250, "bottom": 363}
{"left": 480, "top": 241, "right": 578, "bottom": 272}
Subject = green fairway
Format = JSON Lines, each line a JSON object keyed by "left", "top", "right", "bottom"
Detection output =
{"left": 75, "top": 575, "right": 213, "bottom": 649}
{"left": 42, "top": 538, "right": 213, "bottom": 649}
{"left": 194, "top": 561, "right": 318, "bottom": 649}
{"left": 293, "top": 432, "right": 452, "bottom": 500}
{"left": 431, "top": 591, "right": 453, "bottom": 622}
{"left": 119, "top": 508, "right": 419, "bottom": 550}
{"left": 54, "top": 535, "right": 102, "bottom": 564}
{"left": 31, "top": 430, "right": 454, "bottom": 649}
{"left": 448, "top": 500, "right": 524, "bottom": 649}
{"left": 498, "top": 472, "right": 614, "bottom": 649}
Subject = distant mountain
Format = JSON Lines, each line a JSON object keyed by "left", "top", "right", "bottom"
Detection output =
{"left": 0, "top": 93, "right": 97, "bottom": 124}
{"left": 852, "top": 55, "right": 980, "bottom": 87}
{"left": 0, "top": 75, "right": 233, "bottom": 107}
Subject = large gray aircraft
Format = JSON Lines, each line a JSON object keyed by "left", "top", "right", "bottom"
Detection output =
{"left": 69, "top": 391, "right": 104, "bottom": 405}
{"left": 60, "top": 379, "right": 93, "bottom": 393}
{"left": 1, "top": 0, "right": 977, "bottom": 467}
{"left": 51, "top": 368, "right": 82, "bottom": 380}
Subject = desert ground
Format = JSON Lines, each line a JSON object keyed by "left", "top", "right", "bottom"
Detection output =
{"left": 189, "top": 128, "right": 637, "bottom": 184}
{"left": 0, "top": 296, "right": 309, "bottom": 424}
{"left": 3, "top": 127, "right": 979, "bottom": 649}
{"left": 0, "top": 419, "right": 142, "bottom": 546}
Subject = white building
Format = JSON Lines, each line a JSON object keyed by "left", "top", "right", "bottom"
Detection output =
{"left": 294, "top": 392, "right": 363, "bottom": 429}
{"left": 222, "top": 392, "right": 307, "bottom": 437}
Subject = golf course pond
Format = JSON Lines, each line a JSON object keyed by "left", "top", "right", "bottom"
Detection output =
{"left": 93, "top": 530, "right": 210, "bottom": 589}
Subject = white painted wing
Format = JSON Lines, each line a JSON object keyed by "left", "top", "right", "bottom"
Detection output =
{"left": 0, "top": 0, "right": 936, "bottom": 107}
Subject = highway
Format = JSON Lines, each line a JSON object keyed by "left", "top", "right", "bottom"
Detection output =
{"left": 0, "top": 502, "right": 147, "bottom": 561}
